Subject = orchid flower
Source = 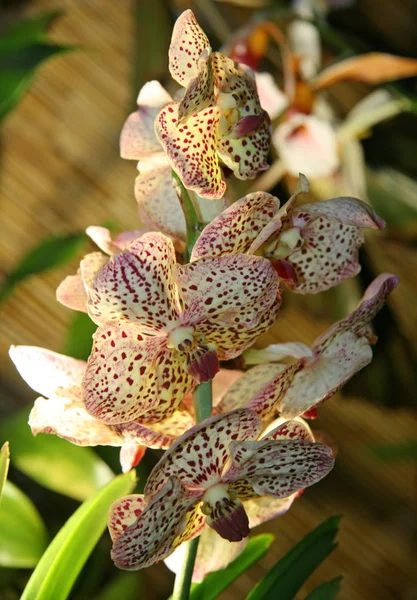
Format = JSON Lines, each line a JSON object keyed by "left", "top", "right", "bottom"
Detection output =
{"left": 8, "top": 346, "right": 193, "bottom": 472}
{"left": 78, "top": 232, "right": 280, "bottom": 425}
{"left": 191, "top": 174, "right": 385, "bottom": 293}
{"left": 108, "top": 409, "right": 334, "bottom": 570}
{"left": 120, "top": 81, "right": 186, "bottom": 243}
{"left": 218, "top": 273, "right": 399, "bottom": 420}
{"left": 155, "top": 10, "right": 271, "bottom": 199}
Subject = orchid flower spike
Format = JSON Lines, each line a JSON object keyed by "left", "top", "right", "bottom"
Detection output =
{"left": 109, "top": 409, "right": 334, "bottom": 570}
{"left": 155, "top": 10, "right": 271, "bottom": 199}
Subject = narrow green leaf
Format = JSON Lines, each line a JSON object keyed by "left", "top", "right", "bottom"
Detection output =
{"left": 95, "top": 572, "right": 142, "bottom": 600}
{"left": 190, "top": 534, "right": 275, "bottom": 600}
{"left": 0, "top": 233, "right": 85, "bottom": 303}
{"left": 0, "top": 410, "right": 114, "bottom": 501}
{"left": 245, "top": 516, "right": 341, "bottom": 600}
{"left": 63, "top": 312, "right": 97, "bottom": 360}
{"left": 370, "top": 441, "right": 417, "bottom": 462}
{"left": 0, "top": 11, "right": 61, "bottom": 52}
{"left": 304, "top": 576, "right": 343, "bottom": 600}
{"left": 0, "top": 480, "right": 48, "bottom": 568}
{"left": 21, "top": 471, "right": 136, "bottom": 600}
{"left": 0, "top": 442, "right": 10, "bottom": 507}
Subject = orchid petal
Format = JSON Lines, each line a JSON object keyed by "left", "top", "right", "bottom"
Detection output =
{"left": 255, "top": 72, "right": 288, "bottom": 120}
{"left": 80, "top": 252, "right": 109, "bottom": 289}
{"left": 149, "top": 408, "right": 195, "bottom": 439}
{"left": 111, "top": 478, "right": 205, "bottom": 570}
{"left": 135, "top": 156, "right": 186, "bottom": 242}
{"left": 178, "top": 50, "right": 214, "bottom": 122}
{"left": 298, "top": 197, "right": 385, "bottom": 229}
{"left": 288, "top": 19, "right": 321, "bottom": 80}
{"left": 217, "top": 364, "right": 287, "bottom": 414}
{"left": 244, "top": 495, "right": 296, "bottom": 529}
{"left": 9, "top": 346, "right": 85, "bottom": 396}
{"left": 227, "top": 439, "right": 334, "bottom": 498}
{"left": 155, "top": 102, "right": 226, "bottom": 199}
{"left": 165, "top": 526, "right": 247, "bottom": 583}
{"left": 246, "top": 363, "right": 302, "bottom": 419}
{"left": 169, "top": 10, "right": 210, "bottom": 87}
{"left": 145, "top": 409, "right": 262, "bottom": 496}
{"left": 120, "top": 81, "right": 172, "bottom": 159}
{"left": 279, "top": 331, "right": 373, "bottom": 419}
{"left": 82, "top": 323, "right": 164, "bottom": 424}
{"left": 56, "top": 272, "right": 88, "bottom": 313}
{"left": 212, "top": 369, "right": 243, "bottom": 407}
{"left": 261, "top": 418, "right": 315, "bottom": 442}
{"left": 217, "top": 120, "right": 270, "bottom": 181}
{"left": 114, "top": 421, "right": 175, "bottom": 449}
{"left": 113, "top": 229, "right": 148, "bottom": 248}
{"left": 190, "top": 192, "right": 280, "bottom": 261}
{"left": 119, "top": 445, "right": 146, "bottom": 473}
{"left": 243, "top": 342, "right": 312, "bottom": 365}
{"left": 86, "top": 226, "right": 124, "bottom": 256}
{"left": 87, "top": 233, "right": 181, "bottom": 333}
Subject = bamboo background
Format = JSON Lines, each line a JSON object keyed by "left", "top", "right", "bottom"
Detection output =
{"left": 0, "top": 0, "right": 417, "bottom": 598}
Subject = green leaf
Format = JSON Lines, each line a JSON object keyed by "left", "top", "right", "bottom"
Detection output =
{"left": 63, "top": 312, "right": 97, "bottom": 360}
{"left": 95, "top": 572, "right": 142, "bottom": 600}
{"left": 21, "top": 471, "right": 136, "bottom": 600}
{"left": 0, "top": 480, "right": 48, "bottom": 568}
{"left": 304, "top": 576, "right": 343, "bottom": 600}
{"left": 190, "top": 534, "right": 275, "bottom": 600}
{"left": 0, "top": 233, "right": 85, "bottom": 304}
{"left": 0, "top": 409, "right": 114, "bottom": 501}
{"left": 0, "top": 11, "right": 61, "bottom": 52}
{"left": 245, "top": 516, "right": 341, "bottom": 600}
{"left": 0, "top": 442, "right": 10, "bottom": 507}
{"left": 370, "top": 441, "right": 417, "bottom": 462}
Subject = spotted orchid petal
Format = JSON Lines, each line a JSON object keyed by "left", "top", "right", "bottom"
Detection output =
{"left": 225, "top": 439, "right": 334, "bottom": 499}
{"left": 9, "top": 346, "right": 85, "bottom": 397}
{"left": 176, "top": 255, "right": 280, "bottom": 360}
{"left": 217, "top": 364, "right": 287, "bottom": 414}
{"left": 190, "top": 192, "right": 281, "bottom": 261}
{"left": 261, "top": 417, "right": 315, "bottom": 442}
{"left": 87, "top": 233, "right": 181, "bottom": 334}
{"left": 298, "top": 197, "right": 385, "bottom": 230}
{"left": 178, "top": 50, "right": 214, "bottom": 122}
{"left": 243, "top": 342, "right": 313, "bottom": 365}
{"left": 56, "top": 272, "right": 88, "bottom": 313}
{"left": 86, "top": 227, "right": 144, "bottom": 256}
{"left": 164, "top": 526, "right": 248, "bottom": 583}
{"left": 243, "top": 495, "right": 296, "bottom": 529}
{"left": 120, "top": 81, "right": 172, "bottom": 160}
{"left": 273, "top": 113, "right": 339, "bottom": 179}
{"left": 149, "top": 408, "right": 195, "bottom": 438}
{"left": 217, "top": 119, "right": 270, "bottom": 181}
{"left": 80, "top": 252, "right": 109, "bottom": 289}
{"left": 134, "top": 156, "right": 186, "bottom": 242}
{"left": 145, "top": 409, "right": 262, "bottom": 496}
{"left": 155, "top": 102, "right": 226, "bottom": 199}
{"left": 119, "top": 445, "right": 146, "bottom": 473}
{"left": 168, "top": 10, "right": 210, "bottom": 87}
{"left": 110, "top": 478, "right": 205, "bottom": 570}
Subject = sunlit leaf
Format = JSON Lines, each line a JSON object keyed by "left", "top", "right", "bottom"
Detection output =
{"left": 63, "top": 312, "right": 97, "bottom": 360}
{"left": 0, "top": 481, "right": 48, "bottom": 568}
{"left": 367, "top": 168, "right": 417, "bottom": 230}
{"left": 21, "top": 471, "right": 136, "bottom": 600}
{"left": 245, "top": 516, "right": 341, "bottom": 600}
{"left": 189, "top": 534, "right": 275, "bottom": 600}
{"left": 305, "top": 576, "right": 343, "bottom": 600}
{"left": 0, "top": 442, "right": 10, "bottom": 507}
{"left": 95, "top": 572, "right": 142, "bottom": 600}
{"left": 314, "top": 53, "right": 417, "bottom": 89}
{"left": 0, "top": 409, "right": 114, "bottom": 501}
{"left": 370, "top": 441, "right": 417, "bottom": 462}
{"left": 0, "top": 233, "right": 86, "bottom": 303}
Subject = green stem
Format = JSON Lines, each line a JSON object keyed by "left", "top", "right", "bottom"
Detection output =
{"left": 172, "top": 170, "right": 202, "bottom": 261}
{"left": 172, "top": 381, "right": 213, "bottom": 600}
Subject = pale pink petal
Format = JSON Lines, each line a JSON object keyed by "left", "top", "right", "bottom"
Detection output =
{"left": 87, "top": 233, "right": 181, "bottom": 334}
{"left": 255, "top": 72, "right": 288, "bottom": 120}
{"left": 288, "top": 20, "right": 321, "bottom": 80}
{"left": 82, "top": 323, "right": 164, "bottom": 424}
{"left": 217, "top": 364, "right": 287, "bottom": 414}
{"left": 28, "top": 393, "right": 122, "bottom": 446}
{"left": 212, "top": 369, "right": 243, "bottom": 407}
{"left": 145, "top": 409, "right": 262, "bottom": 496}
{"left": 190, "top": 192, "right": 280, "bottom": 261}
{"left": 120, "top": 81, "right": 172, "bottom": 159}
{"left": 243, "top": 342, "right": 312, "bottom": 365}
{"left": 244, "top": 495, "right": 296, "bottom": 529}
{"left": 80, "top": 252, "right": 109, "bottom": 289}
{"left": 169, "top": 10, "right": 210, "bottom": 87}
{"left": 111, "top": 478, "right": 205, "bottom": 570}
{"left": 314, "top": 273, "right": 399, "bottom": 350}
{"left": 178, "top": 50, "right": 214, "bottom": 122}
{"left": 155, "top": 102, "right": 226, "bottom": 199}
{"left": 165, "top": 526, "right": 247, "bottom": 583}
{"left": 298, "top": 197, "right": 385, "bottom": 230}
{"left": 226, "top": 440, "right": 334, "bottom": 498}
{"left": 113, "top": 230, "right": 148, "bottom": 248}
{"left": 56, "top": 272, "right": 88, "bottom": 313}
{"left": 86, "top": 226, "right": 122, "bottom": 256}
{"left": 119, "top": 445, "right": 146, "bottom": 473}
{"left": 134, "top": 156, "right": 186, "bottom": 242}
{"left": 279, "top": 331, "right": 373, "bottom": 419}
{"left": 9, "top": 346, "right": 85, "bottom": 396}
{"left": 273, "top": 113, "right": 339, "bottom": 179}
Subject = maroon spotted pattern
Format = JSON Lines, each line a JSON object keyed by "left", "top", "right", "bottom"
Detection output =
{"left": 168, "top": 9, "right": 210, "bottom": 86}
{"left": 178, "top": 52, "right": 214, "bottom": 122}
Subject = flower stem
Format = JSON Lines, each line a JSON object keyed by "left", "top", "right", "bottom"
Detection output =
{"left": 172, "top": 381, "right": 213, "bottom": 600}
{"left": 172, "top": 170, "right": 203, "bottom": 261}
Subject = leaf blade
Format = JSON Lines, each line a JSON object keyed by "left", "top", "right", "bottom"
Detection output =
{"left": 304, "top": 576, "right": 343, "bottom": 600}
{"left": 0, "top": 442, "right": 10, "bottom": 507}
